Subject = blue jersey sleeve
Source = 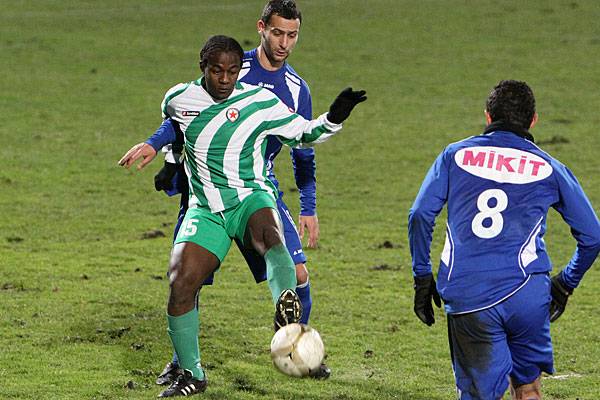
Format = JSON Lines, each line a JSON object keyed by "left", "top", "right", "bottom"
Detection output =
{"left": 291, "top": 83, "right": 316, "bottom": 215}
{"left": 292, "top": 148, "right": 316, "bottom": 215}
{"left": 145, "top": 118, "right": 177, "bottom": 152}
{"left": 552, "top": 163, "right": 600, "bottom": 289}
{"left": 408, "top": 150, "right": 450, "bottom": 277}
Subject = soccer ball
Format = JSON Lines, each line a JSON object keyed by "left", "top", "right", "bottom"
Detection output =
{"left": 270, "top": 323, "right": 325, "bottom": 377}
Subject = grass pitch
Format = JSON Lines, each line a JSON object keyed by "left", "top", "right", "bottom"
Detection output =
{"left": 1, "top": 1, "right": 600, "bottom": 399}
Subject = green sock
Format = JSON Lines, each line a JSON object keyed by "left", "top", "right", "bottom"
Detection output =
{"left": 265, "top": 244, "right": 297, "bottom": 304}
{"left": 167, "top": 308, "right": 205, "bottom": 379}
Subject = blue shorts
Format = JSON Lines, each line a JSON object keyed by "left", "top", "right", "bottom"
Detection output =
{"left": 447, "top": 273, "right": 554, "bottom": 400}
{"left": 174, "top": 190, "right": 307, "bottom": 285}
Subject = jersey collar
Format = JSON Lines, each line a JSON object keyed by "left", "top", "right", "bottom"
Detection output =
{"left": 483, "top": 120, "right": 535, "bottom": 143}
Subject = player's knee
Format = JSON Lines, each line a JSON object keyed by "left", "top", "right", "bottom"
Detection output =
{"left": 266, "top": 224, "right": 285, "bottom": 245}
{"left": 258, "top": 225, "right": 285, "bottom": 254}
{"left": 168, "top": 263, "right": 198, "bottom": 305}
{"left": 295, "top": 263, "right": 308, "bottom": 285}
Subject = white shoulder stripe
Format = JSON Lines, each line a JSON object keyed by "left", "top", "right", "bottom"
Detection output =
{"left": 238, "top": 67, "right": 250, "bottom": 80}
{"left": 284, "top": 75, "right": 301, "bottom": 111}
{"left": 284, "top": 71, "right": 301, "bottom": 86}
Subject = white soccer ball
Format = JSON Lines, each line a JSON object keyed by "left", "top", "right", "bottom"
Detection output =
{"left": 270, "top": 323, "right": 325, "bottom": 377}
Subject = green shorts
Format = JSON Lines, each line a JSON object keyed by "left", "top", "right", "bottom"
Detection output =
{"left": 174, "top": 191, "right": 277, "bottom": 262}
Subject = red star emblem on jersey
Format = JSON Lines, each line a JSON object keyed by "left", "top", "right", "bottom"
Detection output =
{"left": 226, "top": 108, "right": 240, "bottom": 122}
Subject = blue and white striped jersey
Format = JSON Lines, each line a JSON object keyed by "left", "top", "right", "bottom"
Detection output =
{"left": 409, "top": 129, "right": 600, "bottom": 314}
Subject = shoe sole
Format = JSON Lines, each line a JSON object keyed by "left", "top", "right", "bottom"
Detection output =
{"left": 275, "top": 289, "right": 302, "bottom": 330}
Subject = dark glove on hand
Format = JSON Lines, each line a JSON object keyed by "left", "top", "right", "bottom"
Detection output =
{"left": 154, "top": 161, "right": 178, "bottom": 191}
{"left": 327, "top": 87, "right": 367, "bottom": 124}
{"left": 413, "top": 273, "right": 442, "bottom": 326}
{"left": 550, "top": 272, "right": 573, "bottom": 322}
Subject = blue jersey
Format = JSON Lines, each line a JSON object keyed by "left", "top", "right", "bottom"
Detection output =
{"left": 409, "top": 129, "right": 600, "bottom": 314}
{"left": 239, "top": 48, "right": 316, "bottom": 215}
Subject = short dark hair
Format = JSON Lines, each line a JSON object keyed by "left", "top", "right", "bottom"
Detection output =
{"left": 260, "top": 0, "right": 302, "bottom": 25}
{"left": 199, "top": 35, "right": 244, "bottom": 69}
{"left": 485, "top": 80, "right": 536, "bottom": 129}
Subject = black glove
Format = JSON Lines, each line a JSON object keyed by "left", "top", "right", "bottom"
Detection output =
{"left": 550, "top": 272, "right": 573, "bottom": 322}
{"left": 327, "top": 87, "right": 367, "bottom": 124}
{"left": 154, "top": 161, "right": 178, "bottom": 191}
{"left": 413, "top": 273, "right": 442, "bottom": 326}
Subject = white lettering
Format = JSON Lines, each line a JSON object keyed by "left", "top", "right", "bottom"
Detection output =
{"left": 258, "top": 82, "right": 275, "bottom": 89}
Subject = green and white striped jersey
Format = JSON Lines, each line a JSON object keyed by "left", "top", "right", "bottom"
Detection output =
{"left": 161, "top": 78, "right": 342, "bottom": 213}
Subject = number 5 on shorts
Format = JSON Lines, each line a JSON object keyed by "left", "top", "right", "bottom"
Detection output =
{"left": 182, "top": 218, "right": 199, "bottom": 236}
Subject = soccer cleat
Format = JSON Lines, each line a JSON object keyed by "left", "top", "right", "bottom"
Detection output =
{"left": 156, "top": 362, "right": 183, "bottom": 386}
{"left": 157, "top": 369, "right": 207, "bottom": 397}
{"left": 309, "top": 362, "right": 331, "bottom": 380}
{"left": 274, "top": 289, "right": 303, "bottom": 332}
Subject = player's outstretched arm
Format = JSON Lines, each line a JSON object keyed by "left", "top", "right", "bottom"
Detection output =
{"left": 326, "top": 87, "right": 367, "bottom": 124}
{"left": 276, "top": 88, "right": 367, "bottom": 147}
{"left": 119, "top": 118, "right": 179, "bottom": 171}
{"left": 118, "top": 143, "right": 158, "bottom": 170}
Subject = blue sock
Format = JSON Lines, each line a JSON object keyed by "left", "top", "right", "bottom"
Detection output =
{"left": 296, "top": 281, "right": 312, "bottom": 324}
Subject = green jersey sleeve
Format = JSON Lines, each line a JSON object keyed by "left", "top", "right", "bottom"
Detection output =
{"left": 263, "top": 94, "right": 342, "bottom": 148}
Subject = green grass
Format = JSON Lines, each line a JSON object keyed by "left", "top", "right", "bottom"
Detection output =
{"left": 1, "top": 0, "right": 600, "bottom": 398}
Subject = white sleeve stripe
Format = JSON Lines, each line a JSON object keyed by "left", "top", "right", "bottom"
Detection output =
{"left": 238, "top": 67, "right": 250, "bottom": 81}
{"left": 284, "top": 75, "right": 301, "bottom": 111}
{"left": 518, "top": 216, "right": 544, "bottom": 271}
{"left": 444, "top": 224, "right": 456, "bottom": 279}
